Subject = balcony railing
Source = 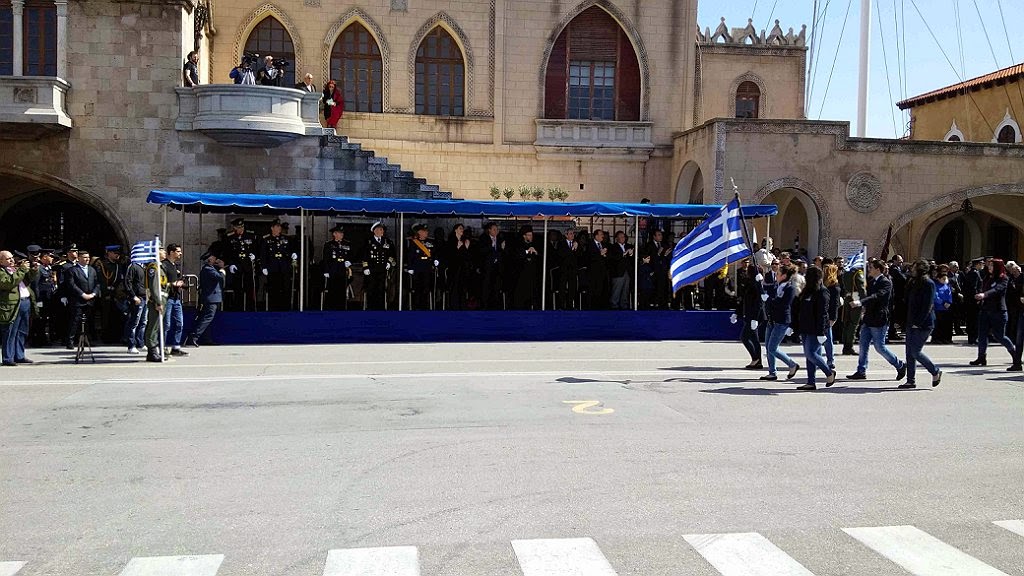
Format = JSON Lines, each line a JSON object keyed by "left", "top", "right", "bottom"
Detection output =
{"left": 0, "top": 76, "right": 72, "bottom": 140}
{"left": 534, "top": 119, "right": 654, "bottom": 157}
{"left": 176, "top": 85, "right": 328, "bottom": 148}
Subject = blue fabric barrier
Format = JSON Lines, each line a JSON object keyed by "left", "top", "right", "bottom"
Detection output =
{"left": 187, "top": 311, "right": 742, "bottom": 344}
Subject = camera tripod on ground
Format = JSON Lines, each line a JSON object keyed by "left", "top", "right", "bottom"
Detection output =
{"left": 75, "top": 315, "right": 95, "bottom": 364}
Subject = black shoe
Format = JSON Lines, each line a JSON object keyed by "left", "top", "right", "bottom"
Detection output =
{"left": 796, "top": 383, "right": 816, "bottom": 391}
{"left": 171, "top": 348, "right": 189, "bottom": 357}
{"left": 786, "top": 365, "right": 800, "bottom": 380}
{"left": 896, "top": 363, "right": 907, "bottom": 381}
{"left": 1007, "top": 364, "right": 1022, "bottom": 372}
{"left": 969, "top": 357, "right": 987, "bottom": 367}
{"left": 146, "top": 354, "right": 162, "bottom": 363}
{"left": 14, "top": 358, "right": 33, "bottom": 364}
{"left": 932, "top": 371, "right": 942, "bottom": 387}
{"left": 842, "top": 349, "right": 857, "bottom": 356}
{"left": 744, "top": 362, "right": 763, "bottom": 370}
{"left": 65, "top": 345, "right": 74, "bottom": 350}
{"left": 184, "top": 338, "right": 200, "bottom": 348}
{"left": 846, "top": 372, "right": 867, "bottom": 380}
{"left": 759, "top": 374, "right": 778, "bottom": 381}
{"left": 825, "top": 372, "right": 836, "bottom": 387}
{"left": 2, "top": 361, "right": 16, "bottom": 367}
{"left": 898, "top": 382, "right": 917, "bottom": 389}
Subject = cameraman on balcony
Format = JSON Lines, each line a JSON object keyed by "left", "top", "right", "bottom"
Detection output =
{"left": 257, "top": 55, "right": 283, "bottom": 87}
{"left": 230, "top": 53, "right": 257, "bottom": 85}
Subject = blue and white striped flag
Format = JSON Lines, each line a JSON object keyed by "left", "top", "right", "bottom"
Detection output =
{"left": 847, "top": 245, "right": 867, "bottom": 270}
{"left": 130, "top": 239, "right": 159, "bottom": 265}
{"left": 670, "top": 197, "right": 751, "bottom": 292}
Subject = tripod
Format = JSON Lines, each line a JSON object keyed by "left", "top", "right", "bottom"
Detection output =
{"left": 75, "top": 314, "right": 95, "bottom": 364}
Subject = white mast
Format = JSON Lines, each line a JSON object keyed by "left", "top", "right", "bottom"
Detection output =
{"left": 856, "top": 0, "right": 872, "bottom": 137}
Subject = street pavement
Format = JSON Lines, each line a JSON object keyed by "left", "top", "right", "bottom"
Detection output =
{"left": 0, "top": 340, "right": 1022, "bottom": 576}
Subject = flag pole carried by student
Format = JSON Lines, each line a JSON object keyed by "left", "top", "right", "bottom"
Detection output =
{"left": 132, "top": 236, "right": 165, "bottom": 362}
{"left": 847, "top": 243, "right": 867, "bottom": 272}
{"left": 670, "top": 183, "right": 753, "bottom": 293}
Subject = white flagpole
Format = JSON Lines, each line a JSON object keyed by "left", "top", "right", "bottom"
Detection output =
{"left": 861, "top": 243, "right": 868, "bottom": 271}
{"left": 155, "top": 235, "right": 166, "bottom": 361}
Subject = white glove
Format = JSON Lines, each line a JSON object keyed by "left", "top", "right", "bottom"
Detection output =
{"left": 750, "top": 320, "right": 759, "bottom": 330}
{"left": 760, "top": 293, "right": 769, "bottom": 302}
{"left": 386, "top": 263, "right": 391, "bottom": 270}
{"left": 785, "top": 327, "right": 793, "bottom": 336}
{"left": 261, "top": 268, "right": 268, "bottom": 276}
{"left": 363, "top": 269, "right": 370, "bottom": 276}
{"left": 344, "top": 261, "right": 351, "bottom": 268}
{"left": 291, "top": 253, "right": 298, "bottom": 261}
{"left": 248, "top": 253, "right": 256, "bottom": 261}
{"left": 433, "top": 260, "right": 440, "bottom": 267}
{"left": 817, "top": 335, "right": 827, "bottom": 344}
{"left": 729, "top": 313, "right": 738, "bottom": 324}
{"left": 407, "top": 270, "right": 414, "bottom": 275}
{"left": 323, "top": 273, "right": 330, "bottom": 279}
{"left": 229, "top": 264, "right": 238, "bottom": 274}
{"left": 755, "top": 274, "right": 764, "bottom": 282}
{"left": 60, "top": 297, "right": 68, "bottom": 305}
{"left": 839, "top": 297, "right": 845, "bottom": 307}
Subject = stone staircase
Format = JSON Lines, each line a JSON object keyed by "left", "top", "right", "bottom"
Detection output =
{"left": 319, "top": 134, "right": 453, "bottom": 200}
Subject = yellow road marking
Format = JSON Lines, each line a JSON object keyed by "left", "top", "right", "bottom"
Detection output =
{"left": 562, "top": 400, "right": 615, "bottom": 415}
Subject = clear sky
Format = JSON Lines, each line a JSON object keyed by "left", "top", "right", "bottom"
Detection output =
{"left": 697, "top": 0, "right": 1024, "bottom": 138}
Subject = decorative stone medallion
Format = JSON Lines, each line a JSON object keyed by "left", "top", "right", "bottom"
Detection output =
{"left": 846, "top": 172, "right": 882, "bottom": 213}
{"left": 13, "top": 87, "right": 36, "bottom": 104}
{"left": 391, "top": 0, "right": 407, "bottom": 11}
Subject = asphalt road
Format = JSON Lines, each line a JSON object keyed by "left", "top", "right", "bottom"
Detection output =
{"left": 1, "top": 340, "right": 1022, "bottom": 576}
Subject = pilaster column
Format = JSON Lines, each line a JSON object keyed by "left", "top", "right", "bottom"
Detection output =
{"left": 54, "top": 0, "right": 68, "bottom": 79}
{"left": 11, "top": 0, "right": 24, "bottom": 75}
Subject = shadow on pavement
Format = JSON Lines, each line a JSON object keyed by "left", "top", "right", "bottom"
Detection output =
{"left": 700, "top": 386, "right": 928, "bottom": 396}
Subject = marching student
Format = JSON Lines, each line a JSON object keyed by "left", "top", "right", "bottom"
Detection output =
{"left": 971, "top": 258, "right": 1017, "bottom": 367}
{"left": 795, "top": 266, "right": 836, "bottom": 390}
{"left": 902, "top": 259, "right": 942, "bottom": 388}
{"left": 847, "top": 260, "right": 907, "bottom": 382}
{"left": 760, "top": 263, "right": 801, "bottom": 382}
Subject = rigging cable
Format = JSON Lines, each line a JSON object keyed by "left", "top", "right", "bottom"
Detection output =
{"left": 751, "top": 0, "right": 759, "bottom": 21}
{"left": 908, "top": 0, "right": 994, "bottom": 134}
{"left": 995, "top": 0, "right": 1024, "bottom": 118}
{"left": 806, "top": 0, "right": 820, "bottom": 116}
{"left": 817, "top": 0, "right": 856, "bottom": 119}
{"left": 876, "top": 0, "right": 900, "bottom": 136}
{"left": 807, "top": 0, "right": 832, "bottom": 111}
{"left": 953, "top": 0, "right": 965, "bottom": 77}
{"left": 971, "top": 0, "right": 1015, "bottom": 119}
{"left": 892, "top": 0, "right": 908, "bottom": 134}
{"left": 762, "top": 0, "right": 781, "bottom": 36}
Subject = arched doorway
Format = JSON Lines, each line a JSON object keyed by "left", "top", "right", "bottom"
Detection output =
{"left": 674, "top": 161, "right": 704, "bottom": 204}
{"left": 761, "top": 188, "right": 821, "bottom": 257}
{"left": 0, "top": 190, "right": 122, "bottom": 253}
{"left": 924, "top": 211, "right": 1020, "bottom": 263}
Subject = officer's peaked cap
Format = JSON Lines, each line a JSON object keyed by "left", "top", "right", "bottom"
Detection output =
{"left": 230, "top": 217, "right": 245, "bottom": 226}
{"left": 371, "top": 221, "right": 385, "bottom": 231}
{"left": 329, "top": 224, "right": 344, "bottom": 233}
{"left": 26, "top": 244, "right": 42, "bottom": 254}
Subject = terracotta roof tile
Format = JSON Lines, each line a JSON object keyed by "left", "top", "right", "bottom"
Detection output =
{"left": 897, "top": 62, "right": 1024, "bottom": 109}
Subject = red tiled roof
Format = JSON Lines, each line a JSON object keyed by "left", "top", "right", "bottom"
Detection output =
{"left": 897, "top": 62, "right": 1024, "bottom": 109}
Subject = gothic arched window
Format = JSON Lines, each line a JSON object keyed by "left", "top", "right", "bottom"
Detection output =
{"left": 414, "top": 26, "right": 464, "bottom": 116}
{"left": 330, "top": 22, "right": 383, "bottom": 113}
{"left": 997, "top": 125, "right": 1017, "bottom": 144}
{"left": 735, "top": 81, "right": 760, "bottom": 118}
{"left": 543, "top": 6, "right": 641, "bottom": 121}
{"left": 244, "top": 16, "right": 296, "bottom": 87}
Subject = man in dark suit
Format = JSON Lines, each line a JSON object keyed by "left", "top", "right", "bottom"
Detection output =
{"left": 294, "top": 73, "right": 316, "bottom": 92}
{"left": 63, "top": 248, "right": 101, "bottom": 349}
{"left": 554, "top": 228, "right": 581, "bottom": 309}
{"left": 585, "top": 229, "right": 610, "bottom": 310}
{"left": 185, "top": 243, "right": 226, "bottom": 347}
{"left": 477, "top": 222, "right": 505, "bottom": 310}
{"left": 607, "top": 231, "right": 634, "bottom": 310}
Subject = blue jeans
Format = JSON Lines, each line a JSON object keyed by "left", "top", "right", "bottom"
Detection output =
{"left": 978, "top": 310, "right": 1016, "bottom": 358}
{"left": 802, "top": 335, "right": 833, "bottom": 385}
{"left": 189, "top": 303, "right": 219, "bottom": 343}
{"left": 1, "top": 298, "right": 31, "bottom": 363}
{"left": 124, "top": 298, "right": 148, "bottom": 350}
{"left": 824, "top": 325, "right": 835, "bottom": 368}
{"left": 905, "top": 327, "right": 938, "bottom": 384}
{"left": 857, "top": 324, "right": 904, "bottom": 374}
{"left": 163, "top": 297, "right": 184, "bottom": 349}
{"left": 766, "top": 322, "right": 797, "bottom": 376}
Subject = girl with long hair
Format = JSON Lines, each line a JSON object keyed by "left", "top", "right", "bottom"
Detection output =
{"left": 971, "top": 258, "right": 1018, "bottom": 366}
{"left": 760, "top": 264, "right": 801, "bottom": 382}
{"left": 823, "top": 263, "right": 842, "bottom": 371}
{"left": 735, "top": 261, "right": 766, "bottom": 369}
{"left": 795, "top": 266, "right": 836, "bottom": 390}
{"left": 903, "top": 259, "right": 942, "bottom": 388}
{"left": 322, "top": 80, "right": 344, "bottom": 128}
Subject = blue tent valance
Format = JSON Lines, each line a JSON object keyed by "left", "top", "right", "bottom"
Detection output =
{"left": 147, "top": 191, "right": 777, "bottom": 219}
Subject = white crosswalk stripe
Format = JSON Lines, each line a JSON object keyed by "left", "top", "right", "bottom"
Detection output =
{"left": 322, "top": 546, "right": 419, "bottom": 576}
{"left": 118, "top": 554, "right": 224, "bottom": 576}
{"left": 843, "top": 525, "right": 1010, "bottom": 576}
{"left": 994, "top": 519, "right": 1024, "bottom": 538}
{"left": 0, "top": 562, "right": 26, "bottom": 576}
{"left": 683, "top": 532, "right": 816, "bottom": 576}
{"left": 511, "top": 537, "right": 618, "bottom": 576}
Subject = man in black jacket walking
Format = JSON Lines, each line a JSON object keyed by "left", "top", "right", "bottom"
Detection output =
{"left": 848, "top": 260, "right": 906, "bottom": 381}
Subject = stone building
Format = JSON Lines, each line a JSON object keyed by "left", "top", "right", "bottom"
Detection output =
{"left": 0, "top": 0, "right": 1020, "bottom": 266}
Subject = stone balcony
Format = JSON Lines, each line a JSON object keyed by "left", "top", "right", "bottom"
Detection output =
{"left": 0, "top": 77, "right": 73, "bottom": 140}
{"left": 175, "top": 84, "right": 329, "bottom": 148}
{"left": 534, "top": 119, "right": 655, "bottom": 159}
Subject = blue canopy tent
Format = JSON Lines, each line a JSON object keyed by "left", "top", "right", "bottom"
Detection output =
{"left": 147, "top": 191, "right": 778, "bottom": 343}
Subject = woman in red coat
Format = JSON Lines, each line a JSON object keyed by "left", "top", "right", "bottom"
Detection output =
{"left": 322, "top": 79, "right": 344, "bottom": 128}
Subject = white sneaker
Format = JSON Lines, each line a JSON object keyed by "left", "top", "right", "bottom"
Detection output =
{"left": 128, "top": 347, "right": 140, "bottom": 354}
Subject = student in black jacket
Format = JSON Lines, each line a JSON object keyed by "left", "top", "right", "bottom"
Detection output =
{"left": 760, "top": 263, "right": 801, "bottom": 381}
{"left": 848, "top": 260, "right": 907, "bottom": 381}
{"left": 823, "top": 263, "right": 842, "bottom": 371}
{"left": 971, "top": 258, "right": 1017, "bottom": 366}
{"left": 795, "top": 266, "right": 836, "bottom": 390}
{"left": 734, "top": 261, "right": 766, "bottom": 370}
{"left": 902, "top": 260, "right": 942, "bottom": 388}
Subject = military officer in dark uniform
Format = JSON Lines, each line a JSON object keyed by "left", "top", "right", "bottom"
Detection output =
{"left": 406, "top": 223, "right": 439, "bottom": 310}
{"left": 93, "top": 244, "right": 127, "bottom": 343}
{"left": 321, "top": 225, "right": 352, "bottom": 310}
{"left": 361, "top": 221, "right": 396, "bottom": 310}
{"left": 54, "top": 243, "right": 78, "bottom": 346}
{"left": 260, "top": 219, "right": 296, "bottom": 311}
{"left": 28, "top": 246, "right": 57, "bottom": 345}
{"left": 224, "top": 218, "right": 259, "bottom": 311}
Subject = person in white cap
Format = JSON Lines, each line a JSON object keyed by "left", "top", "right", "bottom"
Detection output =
{"left": 361, "top": 221, "right": 395, "bottom": 310}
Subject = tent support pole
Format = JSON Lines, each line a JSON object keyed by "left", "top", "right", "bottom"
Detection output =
{"left": 766, "top": 216, "right": 771, "bottom": 241}
{"left": 397, "top": 213, "right": 404, "bottom": 311}
{"left": 161, "top": 205, "right": 167, "bottom": 246}
{"left": 634, "top": 214, "right": 639, "bottom": 311}
{"left": 541, "top": 216, "right": 548, "bottom": 311}
{"left": 299, "top": 208, "right": 305, "bottom": 312}
{"left": 181, "top": 207, "right": 186, "bottom": 275}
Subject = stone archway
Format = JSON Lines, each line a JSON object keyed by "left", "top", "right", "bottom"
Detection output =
{"left": 754, "top": 177, "right": 829, "bottom": 257}
{"left": 674, "top": 161, "right": 704, "bottom": 204}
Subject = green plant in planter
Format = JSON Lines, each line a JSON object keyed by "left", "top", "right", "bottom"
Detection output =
{"left": 502, "top": 187, "right": 515, "bottom": 200}
{"left": 489, "top": 186, "right": 501, "bottom": 200}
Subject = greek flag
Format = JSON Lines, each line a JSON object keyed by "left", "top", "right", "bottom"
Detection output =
{"left": 847, "top": 245, "right": 867, "bottom": 270}
{"left": 130, "top": 239, "right": 159, "bottom": 265}
{"left": 670, "top": 197, "right": 751, "bottom": 292}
